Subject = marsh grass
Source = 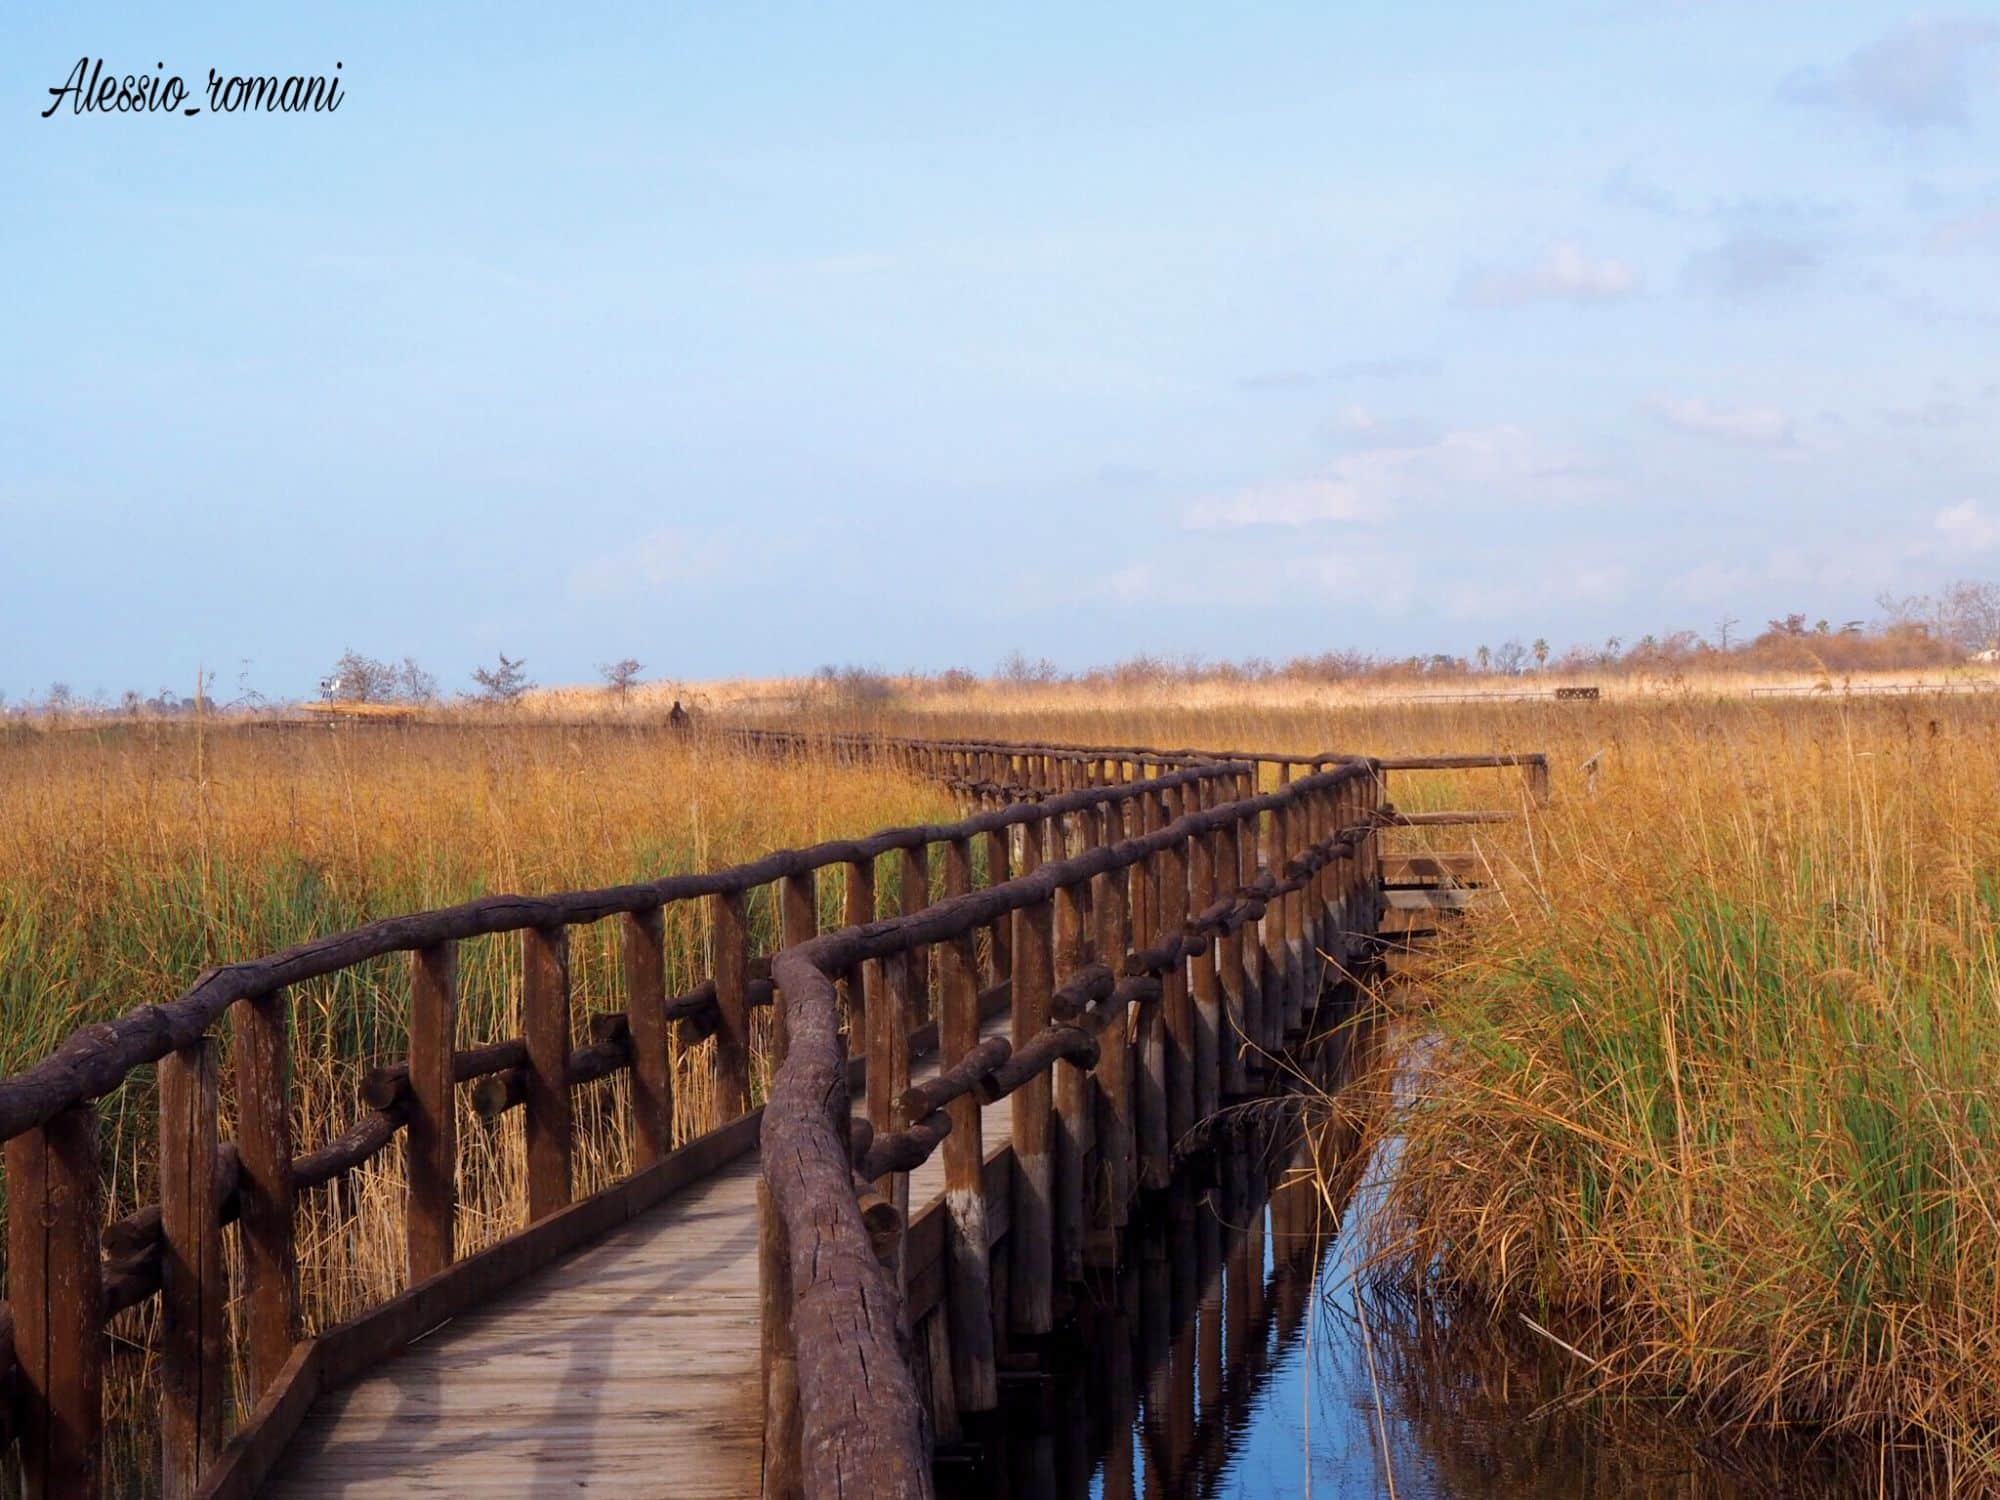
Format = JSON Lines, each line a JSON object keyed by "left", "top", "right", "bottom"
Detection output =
{"left": 1351, "top": 696, "right": 2000, "bottom": 1487}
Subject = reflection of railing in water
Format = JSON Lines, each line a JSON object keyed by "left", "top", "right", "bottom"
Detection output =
{"left": 938, "top": 1004, "right": 1386, "bottom": 1500}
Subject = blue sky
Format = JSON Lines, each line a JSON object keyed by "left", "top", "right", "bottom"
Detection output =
{"left": 4, "top": 2, "right": 1998, "bottom": 699}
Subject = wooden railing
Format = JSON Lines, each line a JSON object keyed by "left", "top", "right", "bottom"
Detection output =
{"left": 0, "top": 738, "right": 1245, "bottom": 1496}
{"left": 0, "top": 730, "right": 1539, "bottom": 1497}
{"left": 759, "top": 759, "right": 1385, "bottom": 1495}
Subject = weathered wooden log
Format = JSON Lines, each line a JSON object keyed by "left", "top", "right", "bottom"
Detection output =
{"left": 623, "top": 909, "right": 673, "bottom": 1170}
{"left": 980, "top": 1023, "right": 1100, "bottom": 1102}
{"left": 1046, "top": 961, "right": 1115, "bottom": 1021}
{"left": 7, "top": 1104, "right": 102, "bottom": 1497}
{"left": 232, "top": 988, "right": 297, "bottom": 1399}
{"left": 763, "top": 949, "right": 929, "bottom": 1499}
{"left": 160, "top": 1039, "right": 224, "bottom": 1497}
{"left": 897, "top": 1034, "right": 1011, "bottom": 1121}
{"left": 857, "top": 1109, "right": 952, "bottom": 1180}
{"left": 469, "top": 1033, "right": 634, "bottom": 1118}
{"left": 937, "top": 835, "right": 996, "bottom": 1413}
{"left": 406, "top": 943, "right": 458, "bottom": 1284}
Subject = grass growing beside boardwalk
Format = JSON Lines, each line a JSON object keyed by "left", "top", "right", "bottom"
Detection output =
{"left": 1371, "top": 704, "right": 2000, "bottom": 1481}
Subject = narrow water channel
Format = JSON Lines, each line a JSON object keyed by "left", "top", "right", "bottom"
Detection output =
{"left": 935, "top": 1019, "right": 1883, "bottom": 1500}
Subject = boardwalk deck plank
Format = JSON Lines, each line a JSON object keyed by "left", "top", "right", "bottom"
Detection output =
{"left": 271, "top": 1011, "right": 1016, "bottom": 1496}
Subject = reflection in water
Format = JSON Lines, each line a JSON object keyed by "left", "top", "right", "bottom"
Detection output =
{"left": 938, "top": 1017, "right": 1914, "bottom": 1500}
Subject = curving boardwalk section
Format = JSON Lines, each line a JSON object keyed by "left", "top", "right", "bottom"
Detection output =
{"left": 270, "top": 1017, "right": 1013, "bottom": 1496}
{"left": 269, "top": 1156, "right": 765, "bottom": 1497}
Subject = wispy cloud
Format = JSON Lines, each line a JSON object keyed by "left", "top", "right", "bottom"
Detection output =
{"left": 1651, "top": 397, "right": 1796, "bottom": 447}
{"left": 1457, "top": 242, "right": 1641, "bottom": 308}
{"left": 1184, "top": 425, "right": 1596, "bottom": 530}
{"left": 1236, "top": 355, "right": 1440, "bottom": 391}
{"left": 1681, "top": 232, "right": 1818, "bottom": 298}
{"left": 568, "top": 525, "right": 737, "bottom": 600}
{"left": 1928, "top": 199, "right": 2000, "bottom": 254}
{"left": 1781, "top": 16, "right": 2000, "bottom": 129}
{"left": 1936, "top": 501, "right": 2000, "bottom": 552}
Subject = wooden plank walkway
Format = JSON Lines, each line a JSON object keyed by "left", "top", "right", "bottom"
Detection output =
{"left": 269, "top": 1013, "right": 1016, "bottom": 1497}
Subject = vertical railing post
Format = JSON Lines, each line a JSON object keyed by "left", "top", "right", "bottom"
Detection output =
{"left": 1010, "top": 818, "right": 1056, "bottom": 1335}
{"left": 1160, "top": 805, "right": 1193, "bottom": 1151}
{"left": 1271, "top": 765, "right": 1298, "bottom": 1038}
{"left": 7, "top": 1103, "right": 103, "bottom": 1500}
{"left": 523, "top": 923, "right": 574, "bottom": 1221}
{"left": 160, "top": 1038, "right": 223, "bottom": 1497}
{"left": 1091, "top": 812, "right": 1134, "bottom": 1245}
{"left": 940, "top": 837, "right": 997, "bottom": 1410}
{"left": 1217, "top": 798, "right": 1249, "bottom": 1098}
{"left": 1135, "top": 798, "right": 1170, "bottom": 1193}
{"left": 1188, "top": 823, "right": 1221, "bottom": 1125}
{"left": 623, "top": 909, "right": 672, "bottom": 1168}
{"left": 761, "top": 872, "right": 816, "bottom": 1500}
{"left": 408, "top": 942, "right": 459, "bottom": 1280}
{"left": 233, "top": 986, "right": 298, "bottom": 1397}
{"left": 1237, "top": 772, "right": 1263, "bottom": 1071}
{"left": 1053, "top": 879, "right": 1091, "bottom": 1284}
{"left": 711, "top": 890, "right": 752, "bottom": 1125}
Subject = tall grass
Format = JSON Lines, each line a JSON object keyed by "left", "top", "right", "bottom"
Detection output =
{"left": 1360, "top": 696, "right": 2000, "bottom": 1483}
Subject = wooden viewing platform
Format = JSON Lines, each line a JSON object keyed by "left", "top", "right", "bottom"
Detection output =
{"left": 0, "top": 731, "right": 1539, "bottom": 1499}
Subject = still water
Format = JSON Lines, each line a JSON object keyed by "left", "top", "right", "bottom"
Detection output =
{"left": 937, "top": 1116, "right": 1881, "bottom": 1500}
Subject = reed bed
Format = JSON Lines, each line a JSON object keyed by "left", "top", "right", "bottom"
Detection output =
{"left": 1344, "top": 695, "right": 2000, "bottom": 1488}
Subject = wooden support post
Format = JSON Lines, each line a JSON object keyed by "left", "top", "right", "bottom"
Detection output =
{"left": 761, "top": 873, "right": 816, "bottom": 1499}
{"left": 982, "top": 827, "right": 1012, "bottom": 990}
{"left": 1010, "top": 875, "right": 1056, "bottom": 1335}
{"left": 1217, "top": 807, "right": 1249, "bottom": 1098}
{"left": 523, "top": 923, "right": 573, "bottom": 1221}
{"left": 160, "top": 1039, "right": 224, "bottom": 1497}
{"left": 1188, "top": 826, "right": 1221, "bottom": 1126}
{"left": 1160, "top": 824, "right": 1193, "bottom": 1151}
{"left": 232, "top": 988, "right": 297, "bottom": 1398}
{"left": 1053, "top": 880, "right": 1090, "bottom": 1285}
{"left": 1236, "top": 773, "right": 1264, "bottom": 1070}
{"left": 407, "top": 942, "right": 458, "bottom": 1280}
{"left": 758, "top": 1175, "right": 801, "bottom": 1500}
{"left": 940, "top": 837, "right": 997, "bottom": 1411}
{"left": 7, "top": 1104, "right": 102, "bottom": 1500}
{"left": 1135, "top": 822, "right": 1170, "bottom": 1194}
{"left": 1091, "top": 816, "right": 1134, "bottom": 1237}
{"left": 712, "top": 890, "right": 754, "bottom": 1126}
{"left": 623, "top": 909, "right": 672, "bottom": 1169}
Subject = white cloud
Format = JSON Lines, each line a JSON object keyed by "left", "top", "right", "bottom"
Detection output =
{"left": 1184, "top": 476, "right": 1370, "bottom": 529}
{"left": 1651, "top": 397, "right": 1796, "bottom": 447}
{"left": 1184, "top": 425, "right": 1598, "bottom": 530}
{"left": 568, "top": 526, "right": 736, "bottom": 600}
{"left": 1457, "top": 242, "right": 1642, "bottom": 308}
{"left": 1936, "top": 501, "right": 2000, "bottom": 552}
{"left": 1782, "top": 17, "right": 2000, "bottom": 130}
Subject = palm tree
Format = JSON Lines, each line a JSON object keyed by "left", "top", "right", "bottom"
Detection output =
{"left": 1532, "top": 638, "right": 1550, "bottom": 671}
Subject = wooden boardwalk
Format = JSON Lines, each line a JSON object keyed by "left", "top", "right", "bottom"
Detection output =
{"left": 270, "top": 1016, "right": 1015, "bottom": 1497}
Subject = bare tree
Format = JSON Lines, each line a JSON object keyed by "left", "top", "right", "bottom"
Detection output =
{"left": 598, "top": 658, "right": 645, "bottom": 703}
{"left": 397, "top": 657, "right": 440, "bottom": 704}
{"left": 325, "top": 649, "right": 400, "bottom": 703}
{"left": 470, "top": 652, "right": 534, "bottom": 705}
